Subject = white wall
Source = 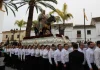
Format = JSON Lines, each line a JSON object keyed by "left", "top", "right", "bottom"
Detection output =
{"left": 95, "top": 22, "right": 100, "bottom": 41}
{"left": 72, "top": 28, "right": 96, "bottom": 42}
{"left": 0, "top": 11, "right": 4, "bottom": 42}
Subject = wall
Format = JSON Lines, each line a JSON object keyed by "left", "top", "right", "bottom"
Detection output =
{"left": 0, "top": 11, "right": 4, "bottom": 42}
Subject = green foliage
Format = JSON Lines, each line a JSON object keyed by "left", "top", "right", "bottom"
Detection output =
{"left": 3, "top": 0, "right": 18, "bottom": 16}
{"left": 15, "top": 20, "right": 26, "bottom": 28}
{"left": 50, "top": 3, "right": 73, "bottom": 23}
{"left": 16, "top": 0, "right": 58, "bottom": 13}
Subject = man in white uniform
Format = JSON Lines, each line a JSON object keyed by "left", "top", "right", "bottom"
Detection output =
{"left": 94, "top": 41, "right": 100, "bottom": 70}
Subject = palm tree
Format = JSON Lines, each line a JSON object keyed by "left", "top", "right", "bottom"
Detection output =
{"left": 0, "top": 0, "right": 18, "bottom": 16}
{"left": 50, "top": 3, "right": 73, "bottom": 35}
{"left": 16, "top": 0, "right": 58, "bottom": 37}
{"left": 15, "top": 20, "right": 26, "bottom": 42}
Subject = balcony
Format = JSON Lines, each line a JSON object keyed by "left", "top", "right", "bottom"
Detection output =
{"left": 77, "top": 34, "right": 81, "bottom": 38}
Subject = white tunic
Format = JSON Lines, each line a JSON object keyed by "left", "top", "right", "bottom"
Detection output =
{"left": 94, "top": 47, "right": 100, "bottom": 69}
{"left": 54, "top": 49, "right": 61, "bottom": 65}
{"left": 61, "top": 49, "right": 69, "bottom": 64}
{"left": 86, "top": 48, "right": 94, "bottom": 68}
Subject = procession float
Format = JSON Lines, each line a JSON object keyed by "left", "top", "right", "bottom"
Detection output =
{"left": 22, "top": 10, "right": 71, "bottom": 45}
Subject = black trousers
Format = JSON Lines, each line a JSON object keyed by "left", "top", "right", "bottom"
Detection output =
{"left": 35, "top": 57, "right": 40, "bottom": 70}
{"left": 0, "top": 66, "right": 5, "bottom": 70}
{"left": 84, "top": 62, "right": 98, "bottom": 70}
{"left": 50, "top": 58, "right": 56, "bottom": 70}
{"left": 62, "top": 62, "right": 69, "bottom": 70}
{"left": 43, "top": 58, "right": 49, "bottom": 70}
{"left": 91, "top": 63, "right": 98, "bottom": 70}
{"left": 56, "top": 61, "right": 62, "bottom": 70}
{"left": 24, "top": 55, "right": 31, "bottom": 70}
{"left": 39, "top": 56, "right": 43, "bottom": 70}
{"left": 30, "top": 56, "right": 35, "bottom": 70}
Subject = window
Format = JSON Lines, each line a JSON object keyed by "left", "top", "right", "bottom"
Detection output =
{"left": 6, "top": 35, "right": 8, "bottom": 38}
{"left": 77, "top": 30, "right": 81, "bottom": 34}
{"left": 87, "top": 30, "right": 91, "bottom": 35}
{"left": 77, "top": 30, "right": 81, "bottom": 37}
{"left": 17, "top": 35, "right": 20, "bottom": 38}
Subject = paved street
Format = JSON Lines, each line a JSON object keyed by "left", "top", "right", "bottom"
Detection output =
{"left": 5, "top": 67, "right": 17, "bottom": 70}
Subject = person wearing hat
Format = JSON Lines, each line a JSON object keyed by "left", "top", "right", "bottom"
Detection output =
{"left": 94, "top": 41, "right": 100, "bottom": 70}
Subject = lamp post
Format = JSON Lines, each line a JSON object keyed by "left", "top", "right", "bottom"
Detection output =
{"left": 10, "top": 29, "right": 18, "bottom": 41}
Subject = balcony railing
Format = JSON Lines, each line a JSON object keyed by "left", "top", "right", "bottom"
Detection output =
{"left": 77, "top": 34, "right": 81, "bottom": 38}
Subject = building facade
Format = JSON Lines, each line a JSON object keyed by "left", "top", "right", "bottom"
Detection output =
{"left": 0, "top": 11, "right": 4, "bottom": 42}
{"left": 51, "top": 17, "right": 100, "bottom": 42}
{"left": 2, "top": 30, "right": 25, "bottom": 42}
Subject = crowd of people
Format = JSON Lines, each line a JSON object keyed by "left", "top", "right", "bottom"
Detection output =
{"left": 0, "top": 41, "right": 100, "bottom": 70}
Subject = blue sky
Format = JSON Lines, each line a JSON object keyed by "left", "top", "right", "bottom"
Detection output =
{"left": 1, "top": 0, "right": 100, "bottom": 31}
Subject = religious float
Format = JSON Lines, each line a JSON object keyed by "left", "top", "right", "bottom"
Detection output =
{"left": 22, "top": 34, "right": 71, "bottom": 45}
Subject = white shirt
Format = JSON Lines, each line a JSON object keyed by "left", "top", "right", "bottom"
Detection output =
{"left": 40, "top": 49, "right": 43, "bottom": 57}
{"left": 15, "top": 48, "right": 19, "bottom": 55}
{"left": 54, "top": 49, "right": 61, "bottom": 65}
{"left": 94, "top": 47, "right": 100, "bottom": 69}
{"left": 48, "top": 49, "right": 55, "bottom": 64}
{"left": 78, "top": 48, "right": 86, "bottom": 65}
{"left": 25, "top": 49, "right": 30, "bottom": 55}
{"left": 30, "top": 49, "right": 35, "bottom": 56}
{"left": 68, "top": 47, "right": 73, "bottom": 53}
{"left": 43, "top": 49, "right": 49, "bottom": 59}
{"left": 61, "top": 49, "right": 69, "bottom": 64}
{"left": 86, "top": 48, "right": 94, "bottom": 68}
{"left": 18, "top": 48, "right": 23, "bottom": 60}
{"left": 35, "top": 48, "right": 40, "bottom": 57}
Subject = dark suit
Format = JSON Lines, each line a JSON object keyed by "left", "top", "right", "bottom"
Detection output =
{"left": 69, "top": 50, "right": 84, "bottom": 70}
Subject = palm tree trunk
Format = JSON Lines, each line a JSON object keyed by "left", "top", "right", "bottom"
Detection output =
{"left": 61, "top": 20, "right": 65, "bottom": 35}
{"left": 19, "top": 27, "right": 21, "bottom": 43}
{"left": 25, "top": 1, "right": 35, "bottom": 37}
{"left": 59, "top": 20, "right": 65, "bottom": 35}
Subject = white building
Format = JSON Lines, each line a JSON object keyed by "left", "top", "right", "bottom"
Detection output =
{"left": 0, "top": 11, "right": 4, "bottom": 42}
{"left": 51, "top": 17, "right": 100, "bottom": 42}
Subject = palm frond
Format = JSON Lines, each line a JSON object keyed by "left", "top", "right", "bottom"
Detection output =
{"left": 6, "top": 4, "right": 16, "bottom": 16}
{"left": 37, "top": 0, "right": 57, "bottom": 4}
{"left": 18, "top": 3, "right": 27, "bottom": 9}
{"left": 64, "top": 13, "right": 73, "bottom": 20}
{"left": 8, "top": 3, "right": 18, "bottom": 11}
{"left": 62, "top": 3, "right": 67, "bottom": 15}
{"left": 49, "top": 10, "right": 55, "bottom": 15}
{"left": 26, "top": 6, "right": 29, "bottom": 14}
{"left": 4, "top": 4, "right": 8, "bottom": 15}
{"left": 38, "top": 2, "right": 56, "bottom": 11}
{"left": 55, "top": 9, "right": 64, "bottom": 19}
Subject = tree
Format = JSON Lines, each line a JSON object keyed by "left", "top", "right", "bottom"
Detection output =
{"left": 15, "top": 20, "right": 26, "bottom": 42}
{"left": 16, "top": 0, "right": 58, "bottom": 37}
{"left": 50, "top": 3, "right": 73, "bottom": 35}
{"left": 0, "top": 0, "right": 18, "bottom": 16}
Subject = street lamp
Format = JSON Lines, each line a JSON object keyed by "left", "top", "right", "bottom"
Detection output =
{"left": 10, "top": 29, "right": 18, "bottom": 41}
